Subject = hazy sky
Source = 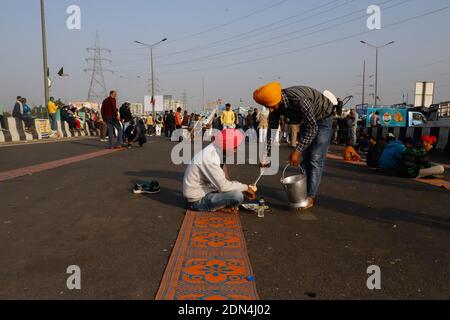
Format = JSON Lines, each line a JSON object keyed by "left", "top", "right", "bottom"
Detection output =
{"left": 1, "top": 0, "right": 450, "bottom": 111}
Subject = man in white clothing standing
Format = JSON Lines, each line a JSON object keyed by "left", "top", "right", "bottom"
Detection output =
{"left": 183, "top": 129, "right": 257, "bottom": 214}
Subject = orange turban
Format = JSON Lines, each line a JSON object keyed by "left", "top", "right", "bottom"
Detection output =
{"left": 253, "top": 82, "right": 282, "bottom": 108}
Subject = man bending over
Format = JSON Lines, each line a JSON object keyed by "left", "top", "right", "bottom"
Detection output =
{"left": 183, "top": 129, "right": 257, "bottom": 214}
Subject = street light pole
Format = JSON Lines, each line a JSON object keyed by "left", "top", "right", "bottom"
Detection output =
{"left": 362, "top": 60, "right": 367, "bottom": 106}
{"left": 135, "top": 38, "right": 167, "bottom": 118}
{"left": 375, "top": 47, "right": 379, "bottom": 106}
{"left": 360, "top": 40, "right": 395, "bottom": 106}
{"left": 151, "top": 47, "right": 154, "bottom": 115}
{"left": 40, "top": 0, "right": 49, "bottom": 109}
{"left": 202, "top": 76, "right": 205, "bottom": 113}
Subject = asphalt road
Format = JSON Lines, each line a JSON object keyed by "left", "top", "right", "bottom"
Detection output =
{"left": 0, "top": 137, "right": 449, "bottom": 300}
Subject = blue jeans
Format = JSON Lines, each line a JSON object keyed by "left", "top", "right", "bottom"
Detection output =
{"left": 190, "top": 191, "right": 245, "bottom": 212}
{"left": 107, "top": 119, "right": 123, "bottom": 148}
{"left": 301, "top": 115, "right": 333, "bottom": 198}
{"left": 49, "top": 113, "right": 57, "bottom": 131}
{"left": 123, "top": 121, "right": 131, "bottom": 133}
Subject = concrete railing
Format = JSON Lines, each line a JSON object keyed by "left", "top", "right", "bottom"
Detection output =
{"left": 362, "top": 126, "right": 450, "bottom": 153}
{"left": 0, "top": 117, "right": 100, "bottom": 143}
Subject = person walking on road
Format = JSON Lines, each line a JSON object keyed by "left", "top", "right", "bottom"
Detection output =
{"left": 119, "top": 102, "right": 133, "bottom": 133}
{"left": 221, "top": 104, "right": 236, "bottom": 129}
{"left": 146, "top": 114, "right": 155, "bottom": 136}
{"left": 175, "top": 107, "right": 183, "bottom": 129}
{"left": 163, "top": 111, "right": 169, "bottom": 138}
{"left": 102, "top": 90, "right": 124, "bottom": 149}
{"left": 350, "top": 109, "right": 359, "bottom": 146}
{"left": 253, "top": 108, "right": 260, "bottom": 135}
{"left": 155, "top": 113, "right": 163, "bottom": 136}
{"left": 47, "top": 97, "right": 59, "bottom": 136}
{"left": 258, "top": 107, "right": 269, "bottom": 144}
{"left": 212, "top": 114, "right": 221, "bottom": 130}
{"left": 182, "top": 110, "right": 189, "bottom": 127}
{"left": 99, "top": 113, "right": 108, "bottom": 142}
{"left": 246, "top": 110, "right": 255, "bottom": 130}
{"left": 237, "top": 113, "right": 245, "bottom": 130}
{"left": 166, "top": 110, "right": 176, "bottom": 138}
{"left": 287, "top": 111, "right": 301, "bottom": 148}
{"left": 253, "top": 82, "right": 335, "bottom": 211}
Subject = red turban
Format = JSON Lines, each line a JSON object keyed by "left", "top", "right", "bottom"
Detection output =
{"left": 421, "top": 136, "right": 437, "bottom": 145}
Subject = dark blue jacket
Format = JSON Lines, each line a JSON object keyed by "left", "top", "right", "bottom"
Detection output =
{"left": 379, "top": 140, "right": 406, "bottom": 170}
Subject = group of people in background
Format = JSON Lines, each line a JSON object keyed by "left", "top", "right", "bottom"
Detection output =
{"left": 50, "top": 97, "right": 103, "bottom": 138}
{"left": 211, "top": 104, "right": 272, "bottom": 144}
{"left": 100, "top": 91, "right": 210, "bottom": 148}
{"left": 101, "top": 90, "right": 148, "bottom": 149}
{"left": 8, "top": 94, "right": 308, "bottom": 148}
{"left": 8, "top": 91, "right": 447, "bottom": 182}
{"left": 12, "top": 96, "right": 34, "bottom": 132}
{"left": 332, "top": 108, "right": 359, "bottom": 146}
{"left": 344, "top": 132, "right": 445, "bottom": 179}
{"left": 8, "top": 95, "right": 105, "bottom": 139}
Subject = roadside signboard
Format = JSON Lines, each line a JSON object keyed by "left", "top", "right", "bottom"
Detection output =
{"left": 144, "top": 96, "right": 164, "bottom": 113}
{"left": 35, "top": 119, "right": 52, "bottom": 138}
{"left": 414, "top": 81, "right": 435, "bottom": 108}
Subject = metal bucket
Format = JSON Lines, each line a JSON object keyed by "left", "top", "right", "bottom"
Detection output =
{"left": 281, "top": 165, "right": 309, "bottom": 209}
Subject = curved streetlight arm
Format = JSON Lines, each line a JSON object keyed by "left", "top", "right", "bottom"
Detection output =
{"left": 135, "top": 38, "right": 167, "bottom": 49}
{"left": 360, "top": 40, "right": 394, "bottom": 106}
{"left": 360, "top": 40, "right": 395, "bottom": 49}
{"left": 134, "top": 38, "right": 167, "bottom": 118}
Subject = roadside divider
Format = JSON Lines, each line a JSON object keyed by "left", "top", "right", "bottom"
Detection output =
{"left": 0, "top": 117, "right": 100, "bottom": 144}
{"left": 6, "top": 117, "right": 21, "bottom": 142}
{"left": 362, "top": 126, "right": 450, "bottom": 153}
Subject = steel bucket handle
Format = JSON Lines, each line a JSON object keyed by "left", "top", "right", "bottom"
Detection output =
{"left": 281, "top": 164, "right": 306, "bottom": 183}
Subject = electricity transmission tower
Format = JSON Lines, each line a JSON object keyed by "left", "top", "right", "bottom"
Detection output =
{"left": 356, "top": 60, "right": 375, "bottom": 105}
{"left": 85, "top": 32, "right": 113, "bottom": 102}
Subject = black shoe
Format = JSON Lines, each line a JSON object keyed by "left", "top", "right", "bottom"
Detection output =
{"left": 133, "top": 181, "right": 160, "bottom": 195}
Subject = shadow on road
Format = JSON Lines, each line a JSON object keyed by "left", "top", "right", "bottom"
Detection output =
{"left": 69, "top": 140, "right": 106, "bottom": 149}
{"left": 146, "top": 187, "right": 186, "bottom": 211}
{"left": 125, "top": 170, "right": 184, "bottom": 183}
{"left": 319, "top": 194, "right": 450, "bottom": 232}
{"left": 257, "top": 183, "right": 450, "bottom": 232}
{"left": 326, "top": 161, "right": 446, "bottom": 194}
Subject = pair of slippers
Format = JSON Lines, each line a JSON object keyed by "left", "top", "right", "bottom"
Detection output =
{"left": 133, "top": 181, "right": 161, "bottom": 195}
